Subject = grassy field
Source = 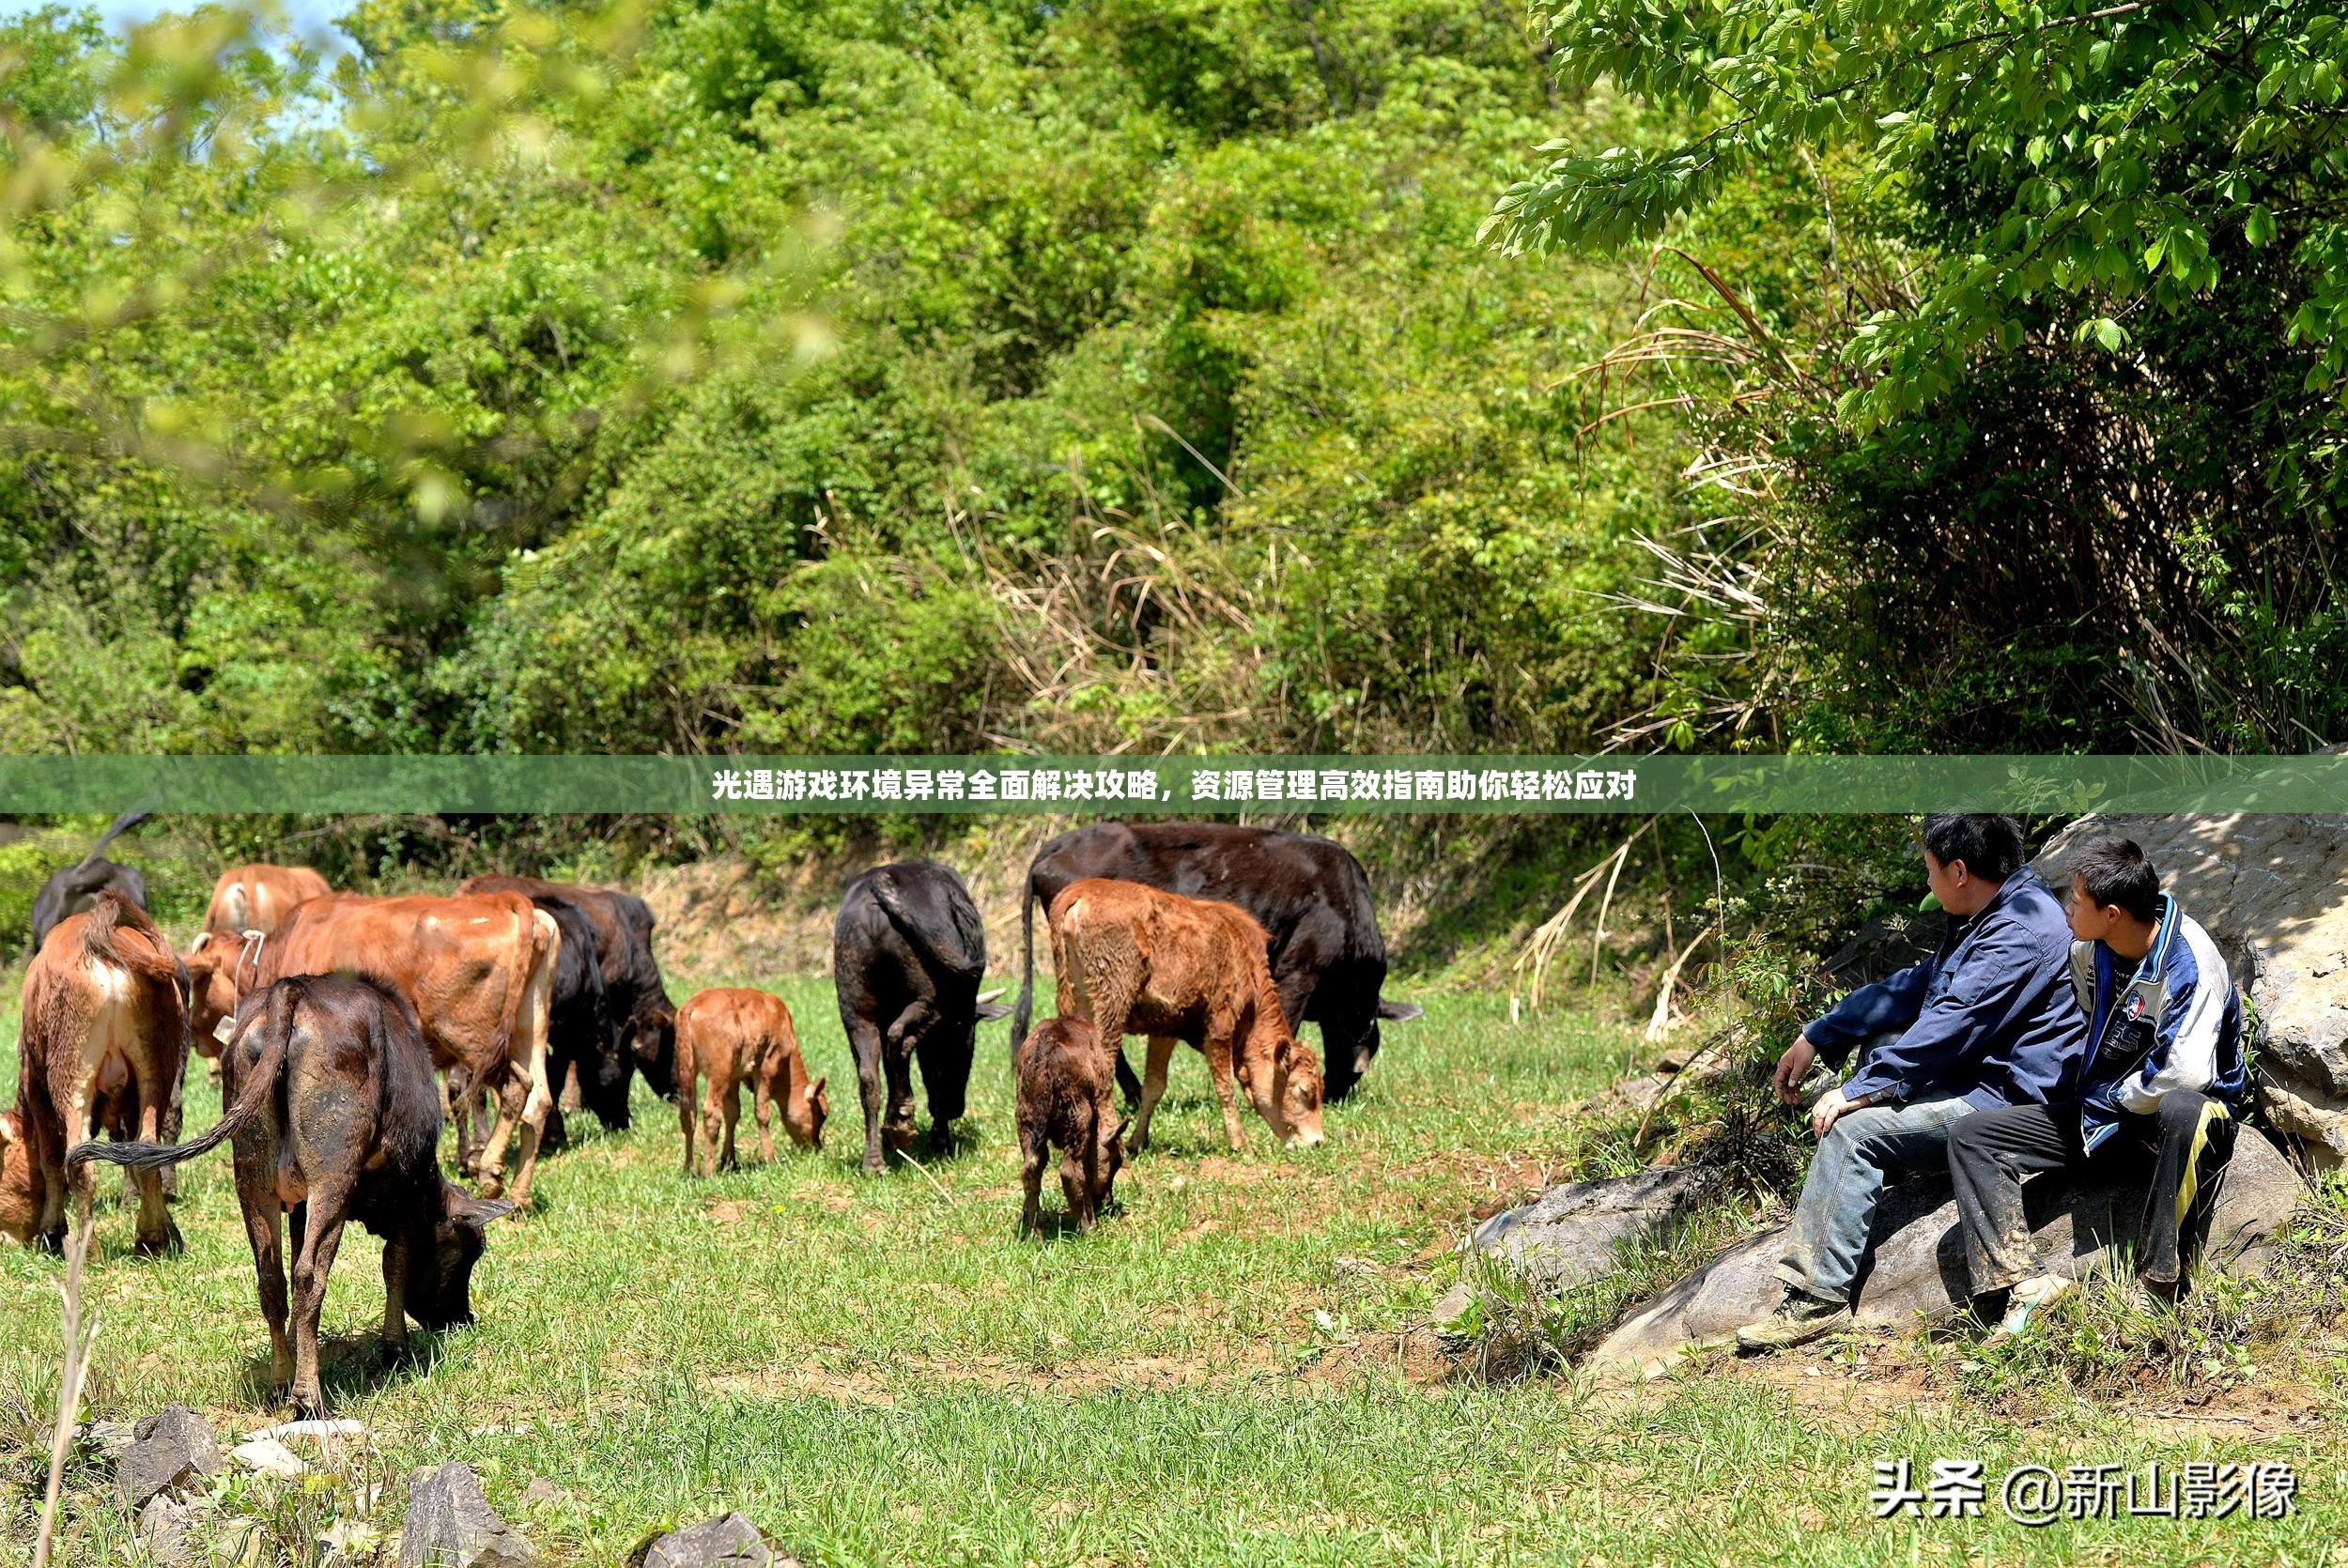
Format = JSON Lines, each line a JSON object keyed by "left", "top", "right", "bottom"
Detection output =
{"left": 2, "top": 956, "right": 2344, "bottom": 1565}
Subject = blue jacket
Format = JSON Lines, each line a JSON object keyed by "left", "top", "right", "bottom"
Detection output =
{"left": 2073, "top": 895, "right": 2249, "bottom": 1152}
{"left": 1804, "top": 869, "right": 2087, "bottom": 1112}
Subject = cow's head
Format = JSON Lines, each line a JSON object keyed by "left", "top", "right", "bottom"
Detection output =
{"left": 1244, "top": 1036, "right": 1326, "bottom": 1148}
{"left": 784, "top": 1075, "right": 830, "bottom": 1151}
{"left": 1321, "top": 997, "right": 1422, "bottom": 1104}
{"left": 0, "top": 1111, "right": 33, "bottom": 1247}
{"left": 1062, "top": 1114, "right": 1129, "bottom": 1234}
{"left": 407, "top": 1183, "right": 516, "bottom": 1329}
{"left": 627, "top": 998, "right": 679, "bottom": 1100}
{"left": 181, "top": 933, "right": 246, "bottom": 1060}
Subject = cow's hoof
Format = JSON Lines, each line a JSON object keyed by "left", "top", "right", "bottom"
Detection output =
{"left": 35, "top": 1230, "right": 65, "bottom": 1256}
{"left": 473, "top": 1172, "right": 506, "bottom": 1201}
{"left": 135, "top": 1224, "right": 185, "bottom": 1258}
{"left": 859, "top": 1156, "right": 887, "bottom": 1176}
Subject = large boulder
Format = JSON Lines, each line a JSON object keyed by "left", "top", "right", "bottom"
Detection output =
{"left": 1431, "top": 1165, "right": 1721, "bottom": 1331}
{"left": 634, "top": 1514, "right": 777, "bottom": 1568}
{"left": 2035, "top": 814, "right": 2348, "bottom": 1164}
{"left": 1587, "top": 1126, "right": 2305, "bottom": 1376}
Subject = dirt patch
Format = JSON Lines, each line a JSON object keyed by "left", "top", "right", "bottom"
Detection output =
{"left": 712, "top": 1345, "right": 1288, "bottom": 1406}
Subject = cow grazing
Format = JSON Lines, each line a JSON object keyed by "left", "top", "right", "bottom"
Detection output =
{"left": 13, "top": 894, "right": 187, "bottom": 1252}
{"left": 255, "top": 893, "right": 559, "bottom": 1207}
{"left": 672, "top": 988, "right": 827, "bottom": 1176}
{"left": 458, "top": 876, "right": 676, "bottom": 1108}
{"left": 28, "top": 810, "right": 150, "bottom": 953}
{"left": 204, "top": 863, "right": 331, "bottom": 939}
{"left": 1047, "top": 879, "right": 1325, "bottom": 1153}
{"left": 70, "top": 976, "right": 514, "bottom": 1418}
{"left": 1014, "top": 1017, "right": 1127, "bottom": 1236}
{"left": 1012, "top": 822, "right": 1418, "bottom": 1105}
{"left": 833, "top": 861, "right": 1010, "bottom": 1175}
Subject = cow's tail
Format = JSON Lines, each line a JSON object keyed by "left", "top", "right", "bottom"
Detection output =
{"left": 75, "top": 809, "right": 149, "bottom": 870}
{"left": 1009, "top": 866, "right": 1040, "bottom": 1059}
{"left": 459, "top": 899, "right": 549, "bottom": 1108}
{"left": 871, "top": 873, "right": 985, "bottom": 981}
{"left": 79, "top": 893, "right": 185, "bottom": 992}
{"left": 69, "top": 979, "right": 296, "bottom": 1173}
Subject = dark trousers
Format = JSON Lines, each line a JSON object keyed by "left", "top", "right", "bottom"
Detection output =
{"left": 1945, "top": 1090, "right": 2237, "bottom": 1296}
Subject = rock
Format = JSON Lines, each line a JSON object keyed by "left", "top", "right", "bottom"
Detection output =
{"left": 1587, "top": 1128, "right": 2305, "bottom": 1376}
{"left": 85, "top": 1419, "right": 140, "bottom": 1464}
{"left": 634, "top": 1514, "right": 773, "bottom": 1568}
{"left": 136, "top": 1495, "right": 201, "bottom": 1567}
{"left": 118, "top": 1406, "right": 223, "bottom": 1512}
{"left": 1430, "top": 1165, "right": 1721, "bottom": 1333}
{"left": 231, "top": 1437, "right": 310, "bottom": 1480}
{"left": 2036, "top": 814, "right": 2348, "bottom": 1164}
{"left": 399, "top": 1462, "right": 537, "bottom": 1568}
{"left": 520, "top": 1478, "right": 564, "bottom": 1509}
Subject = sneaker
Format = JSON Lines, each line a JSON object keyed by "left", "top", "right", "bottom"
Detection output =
{"left": 1735, "top": 1288, "right": 1851, "bottom": 1352}
{"left": 1995, "top": 1273, "right": 2076, "bottom": 1335}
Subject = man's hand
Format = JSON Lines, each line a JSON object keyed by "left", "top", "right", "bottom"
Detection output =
{"left": 1809, "top": 1086, "right": 1874, "bottom": 1139}
{"left": 1772, "top": 1034, "right": 1818, "bottom": 1105}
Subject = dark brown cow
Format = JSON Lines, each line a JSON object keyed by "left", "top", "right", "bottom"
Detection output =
{"left": 70, "top": 976, "right": 514, "bottom": 1417}
{"left": 672, "top": 988, "right": 827, "bottom": 1176}
{"left": 1015, "top": 1016, "right": 1127, "bottom": 1236}
{"left": 1047, "top": 879, "right": 1325, "bottom": 1153}
{"left": 13, "top": 894, "right": 187, "bottom": 1252}
{"left": 457, "top": 876, "right": 677, "bottom": 1104}
{"left": 253, "top": 893, "right": 559, "bottom": 1207}
{"left": 28, "top": 810, "right": 149, "bottom": 953}
{"left": 1012, "top": 822, "right": 1418, "bottom": 1105}
{"left": 203, "top": 863, "right": 332, "bottom": 939}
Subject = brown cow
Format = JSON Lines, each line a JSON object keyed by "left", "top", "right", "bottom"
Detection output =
{"left": 0, "top": 1109, "right": 34, "bottom": 1246}
{"left": 253, "top": 893, "right": 559, "bottom": 1207}
{"left": 70, "top": 976, "right": 515, "bottom": 1417}
{"left": 672, "top": 988, "right": 827, "bottom": 1176}
{"left": 1047, "top": 879, "right": 1325, "bottom": 1154}
{"left": 13, "top": 894, "right": 187, "bottom": 1253}
{"left": 204, "top": 863, "right": 332, "bottom": 939}
{"left": 1015, "top": 1016, "right": 1127, "bottom": 1235}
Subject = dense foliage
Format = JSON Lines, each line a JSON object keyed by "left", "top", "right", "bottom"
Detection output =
{"left": 1488, "top": 0, "right": 2348, "bottom": 751}
{"left": 1, "top": 0, "right": 1690, "bottom": 764}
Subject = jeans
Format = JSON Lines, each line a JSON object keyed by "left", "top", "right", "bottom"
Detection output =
{"left": 1777, "top": 1093, "right": 1976, "bottom": 1304}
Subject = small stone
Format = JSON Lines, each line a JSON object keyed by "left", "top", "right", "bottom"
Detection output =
{"left": 136, "top": 1495, "right": 200, "bottom": 1568}
{"left": 520, "top": 1479, "right": 564, "bottom": 1509}
{"left": 1330, "top": 1256, "right": 1378, "bottom": 1279}
{"left": 635, "top": 1513, "right": 773, "bottom": 1568}
{"left": 119, "top": 1406, "right": 223, "bottom": 1512}
{"left": 399, "top": 1462, "right": 537, "bottom": 1568}
{"left": 231, "top": 1437, "right": 310, "bottom": 1481}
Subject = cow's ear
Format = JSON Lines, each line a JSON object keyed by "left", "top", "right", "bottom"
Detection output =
{"left": 806, "top": 1076, "right": 827, "bottom": 1105}
{"left": 1376, "top": 999, "right": 1423, "bottom": 1023}
{"left": 1108, "top": 1116, "right": 1132, "bottom": 1147}
{"left": 446, "top": 1188, "right": 517, "bottom": 1225}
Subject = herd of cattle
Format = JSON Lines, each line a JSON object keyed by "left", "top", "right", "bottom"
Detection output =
{"left": 2, "top": 816, "right": 1418, "bottom": 1416}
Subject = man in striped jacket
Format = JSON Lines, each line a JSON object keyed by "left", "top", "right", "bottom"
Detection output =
{"left": 1945, "top": 834, "right": 2250, "bottom": 1333}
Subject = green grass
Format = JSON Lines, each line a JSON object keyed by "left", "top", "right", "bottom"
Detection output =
{"left": 3, "top": 961, "right": 2343, "bottom": 1565}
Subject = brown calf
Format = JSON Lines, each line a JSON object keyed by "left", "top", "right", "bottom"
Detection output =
{"left": 13, "top": 894, "right": 188, "bottom": 1253}
{"left": 1047, "top": 879, "right": 1325, "bottom": 1153}
{"left": 70, "top": 976, "right": 514, "bottom": 1417}
{"left": 204, "top": 863, "right": 332, "bottom": 939}
{"left": 0, "top": 1109, "right": 33, "bottom": 1246}
{"left": 255, "top": 893, "right": 560, "bottom": 1207}
{"left": 1014, "top": 1017, "right": 1127, "bottom": 1235}
{"left": 673, "top": 988, "right": 828, "bottom": 1176}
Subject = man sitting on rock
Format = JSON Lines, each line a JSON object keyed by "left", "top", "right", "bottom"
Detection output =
{"left": 1736, "top": 813, "right": 2088, "bottom": 1352}
{"left": 1944, "top": 834, "right": 2248, "bottom": 1333}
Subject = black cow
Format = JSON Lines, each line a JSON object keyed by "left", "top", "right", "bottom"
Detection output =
{"left": 536, "top": 899, "right": 623, "bottom": 1144}
{"left": 1010, "top": 822, "right": 1419, "bottom": 1104}
{"left": 29, "top": 810, "right": 150, "bottom": 952}
{"left": 833, "top": 860, "right": 1011, "bottom": 1175}
{"left": 457, "top": 876, "right": 677, "bottom": 1103}
{"left": 70, "top": 975, "right": 513, "bottom": 1417}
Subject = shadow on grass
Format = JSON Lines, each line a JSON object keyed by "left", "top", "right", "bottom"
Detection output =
{"left": 238, "top": 1326, "right": 467, "bottom": 1413}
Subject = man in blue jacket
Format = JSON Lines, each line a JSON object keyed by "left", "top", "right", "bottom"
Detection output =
{"left": 1737, "top": 814, "right": 2088, "bottom": 1351}
{"left": 1945, "top": 835, "right": 2248, "bottom": 1332}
